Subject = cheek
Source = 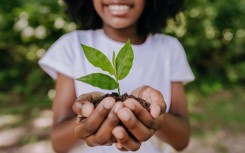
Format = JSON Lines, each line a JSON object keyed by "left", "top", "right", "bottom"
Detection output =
{"left": 134, "top": 1, "right": 145, "bottom": 19}
{"left": 93, "top": 0, "right": 103, "bottom": 17}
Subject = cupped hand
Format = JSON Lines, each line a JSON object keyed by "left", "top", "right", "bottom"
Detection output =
{"left": 131, "top": 86, "right": 166, "bottom": 119}
{"left": 72, "top": 92, "right": 123, "bottom": 146}
{"left": 72, "top": 92, "right": 103, "bottom": 118}
{"left": 113, "top": 86, "right": 167, "bottom": 151}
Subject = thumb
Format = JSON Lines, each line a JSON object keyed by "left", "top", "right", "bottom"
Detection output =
{"left": 150, "top": 104, "right": 161, "bottom": 118}
{"left": 72, "top": 101, "right": 94, "bottom": 117}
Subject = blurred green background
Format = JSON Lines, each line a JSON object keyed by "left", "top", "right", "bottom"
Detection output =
{"left": 0, "top": 0, "right": 244, "bottom": 152}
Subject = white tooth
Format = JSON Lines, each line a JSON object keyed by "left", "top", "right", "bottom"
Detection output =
{"left": 109, "top": 5, "right": 129, "bottom": 11}
{"left": 123, "top": 5, "right": 129, "bottom": 10}
{"left": 119, "top": 5, "right": 124, "bottom": 10}
{"left": 119, "top": 5, "right": 129, "bottom": 11}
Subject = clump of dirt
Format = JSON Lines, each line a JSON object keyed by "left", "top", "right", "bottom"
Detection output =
{"left": 92, "top": 92, "right": 151, "bottom": 111}
{"left": 79, "top": 93, "right": 151, "bottom": 122}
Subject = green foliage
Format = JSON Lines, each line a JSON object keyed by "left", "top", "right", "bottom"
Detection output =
{"left": 1, "top": 3, "right": 244, "bottom": 150}
{"left": 165, "top": 0, "right": 245, "bottom": 91}
{"left": 77, "top": 40, "right": 134, "bottom": 95}
{"left": 0, "top": 0, "right": 244, "bottom": 98}
{"left": 115, "top": 41, "right": 134, "bottom": 80}
{"left": 188, "top": 87, "right": 245, "bottom": 133}
{"left": 81, "top": 44, "right": 115, "bottom": 75}
{"left": 77, "top": 73, "right": 119, "bottom": 90}
{"left": 0, "top": 0, "right": 72, "bottom": 95}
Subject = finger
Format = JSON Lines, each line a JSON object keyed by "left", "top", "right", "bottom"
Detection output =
{"left": 132, "top": 86, "right": 166, "bottom": 117}
{"left": 72, "top": 101, "right": 94, "bottom": 118}
{"left": 115, "top": 143, "right": 129, "bottom": 151}
{"left": 75, "top": 97, "right": 115, "bottom": 139}
{"left": 117, "top": 107, "right": 153, "bottom": 142}
{"left": 73, "top": 91, "right": 104, "bottom": 117}
{"left": 143, "top": 88, "right": 166, "bottom": 118}
{"left": 72, "top": 101, "right": 83, "bottom": 116}
{"left": 85, "top": 102, "right": 123, "bottom": 146}
{"left": 150, "top": 104, "right": 162, "bottom": 119}
{"left": 112, "top": 126, "right": 141, "bottom": 151}
{"left": 123, "top": 98, "right": 165, "bottom": 131}
{"left": 123, "top": 98, "right": 153, "bottom": 126}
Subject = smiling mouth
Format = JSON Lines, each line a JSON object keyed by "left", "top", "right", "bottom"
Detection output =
{"left": 106, "top": 4, "right": 132, "bottom": 16}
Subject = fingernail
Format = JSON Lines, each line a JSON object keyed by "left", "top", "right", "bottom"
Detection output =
{"left": 116, "top": 143, "right": 123, "bottom": 149}
{"left": 152, "top": 105, "right": 161, "bottom": 118}
{"left": 77, "top": 106, "right": 83, "bottom": 116}
{"left": 120, "top": 110, "right": 130, "bottom": 121}
{"left": 114, "top": 102, "right": 122, "bottom": 113}
{"left": 82, "top": 104, "right": 92, "bottom": 117}
{"left": 104, "top": 98, "right": 114, "bottom": 109}
{"left": 115, "top": 130, "right": 124, "bottom": 139}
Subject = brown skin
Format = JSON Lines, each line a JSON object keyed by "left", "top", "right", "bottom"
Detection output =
{"left": 51, "top": 73, "right": 190, "bottom": 152}
{"left": 93, "top": 0, "right": 146, "bottom": 44}
{"left": 51, "top": 73, "right": 78, "bottom": 153}
{"left": 112, "top": 83, "right": 190, "bottom": 151}
{"left": 51, "top": 1, "right": 190, "bottom": 152}
{"left": 155, "top": 82, "right": 190, "bottom": 150}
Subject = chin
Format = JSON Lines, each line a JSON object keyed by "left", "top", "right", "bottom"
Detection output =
{"left": 106, "top": 19, "right": 134, "bottom": 29}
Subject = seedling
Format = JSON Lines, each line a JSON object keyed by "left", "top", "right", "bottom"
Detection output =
{"left": 77, "top": 40, "right": 134, "bottom": 96}
{"left": 77, "top": 40, "right": 150, "bottom": 114}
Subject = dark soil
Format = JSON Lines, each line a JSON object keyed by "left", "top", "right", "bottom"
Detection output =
{"left": 79, "top": 93, "right": 151, "bottom": 122}
{"left": 92, "top": 92, "right": 151, "bottom": 111}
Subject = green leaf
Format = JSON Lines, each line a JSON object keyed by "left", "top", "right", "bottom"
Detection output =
{"left": 115, "top": 40, "right": 134, "bottom": 80}
{"left": 81, "top": 44, "right": 115, "bottom": 75}
{"left": 76, "top": 73, "right": 118, "bottom": 90}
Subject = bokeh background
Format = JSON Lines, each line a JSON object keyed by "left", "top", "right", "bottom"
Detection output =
{"left": 0, "top": 0, "right": 244, "bottom": 152}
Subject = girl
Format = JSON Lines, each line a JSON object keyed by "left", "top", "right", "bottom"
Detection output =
{"left": 39, "top": 0, "right": 195, "bottom": 153}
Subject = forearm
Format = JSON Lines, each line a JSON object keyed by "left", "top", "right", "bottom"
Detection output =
{"left": 155, "top": 113, "right": 190, "bottom": 151}
{"left": 51, "top": 117, "right": 83, "bottom": 153}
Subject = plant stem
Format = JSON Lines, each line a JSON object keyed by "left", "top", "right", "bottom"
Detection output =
{"left": 114, "top": 75, "right": 121, "bottom": 95}
{"left": 113, "top": 60, "right": 121, "bottom": 95}
{"left": 117, "top": 84, "right": 121, "bottom": 96}
{"left": 114, "top": 77, "right": 120, "bottom": 95}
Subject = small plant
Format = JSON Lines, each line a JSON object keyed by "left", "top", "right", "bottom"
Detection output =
{"left": 77, "top": 40, "right": 134, "bottom": 96}
{"left": 77, "top": 40, "right": 151, "bottom": 114}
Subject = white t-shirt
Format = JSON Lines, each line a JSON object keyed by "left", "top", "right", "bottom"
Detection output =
{"left": 39, "top": 29, "right": 194, "bottom": 153}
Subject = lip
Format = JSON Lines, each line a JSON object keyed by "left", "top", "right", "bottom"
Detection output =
{"left": 103, "top": 0, "right": 134, "bottom": 7}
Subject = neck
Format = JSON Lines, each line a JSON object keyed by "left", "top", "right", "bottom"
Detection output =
{"left": 103, "top": 25, "right": 146, "bottom": 45}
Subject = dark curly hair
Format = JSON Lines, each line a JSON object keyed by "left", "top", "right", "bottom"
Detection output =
{"left": 63, "top": 0, "right": 184, "bottom": 36}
